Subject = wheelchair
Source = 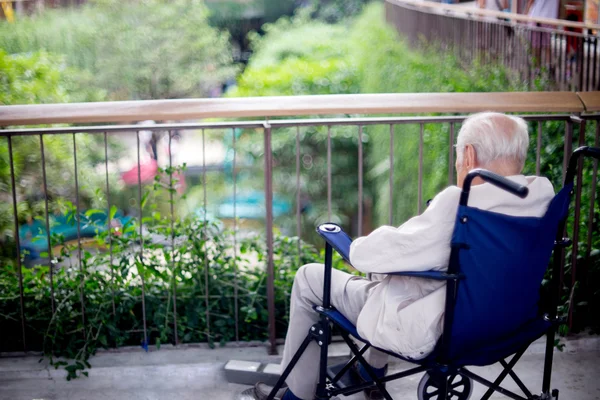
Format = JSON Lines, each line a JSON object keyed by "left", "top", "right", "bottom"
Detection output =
{"left": 268, "top": 146, "right": 600, "bottom": 400}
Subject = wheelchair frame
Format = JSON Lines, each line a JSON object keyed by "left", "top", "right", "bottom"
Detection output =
{"left": 267, "top": 146, "right": 600, "bottom": 400}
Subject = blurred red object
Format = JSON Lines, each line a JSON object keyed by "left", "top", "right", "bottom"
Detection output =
{"left": 121, "top": 159, "right": 158, "bottom": 185}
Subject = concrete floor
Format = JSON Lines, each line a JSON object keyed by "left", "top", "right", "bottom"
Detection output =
{"left": 0, "top": 340, "right": 599, "bottom": 400}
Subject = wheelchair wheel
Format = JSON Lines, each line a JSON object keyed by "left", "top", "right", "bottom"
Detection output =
{"left": 417, "top": 372, "right": 473, "bottom": 400}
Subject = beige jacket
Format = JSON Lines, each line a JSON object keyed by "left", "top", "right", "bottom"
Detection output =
{"left": 349, "top": 175, "right": 555, "bottom": 360}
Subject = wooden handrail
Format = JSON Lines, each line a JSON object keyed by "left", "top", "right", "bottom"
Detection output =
{"left": 387, "top": 0, "right": 600, "bottom": 32}
{"left": 577, "top": 92, "right": 600, "bottom": 112}
{"left": 0, "top": 92, "right": 589, "bottom": 126}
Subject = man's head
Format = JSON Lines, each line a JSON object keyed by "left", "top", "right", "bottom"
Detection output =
{"left": 455, "top": 112, "right": 529, "bottom": 187}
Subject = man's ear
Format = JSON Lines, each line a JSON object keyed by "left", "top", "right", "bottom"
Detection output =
{"left": 465, "top": 144, "right": 477, "bottom": 170}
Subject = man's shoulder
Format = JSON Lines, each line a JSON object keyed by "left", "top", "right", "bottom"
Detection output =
{"left": 523, "top": 175, "right": 556, "bottom": 203}
{"left": 428, "top": 186, "right": 461, "bottom": 211}
{"left": 524, "top": 175, "right": 555, "bottom": 192}
{"left": 435, "top": 185, "right": 462, "bottom": 201}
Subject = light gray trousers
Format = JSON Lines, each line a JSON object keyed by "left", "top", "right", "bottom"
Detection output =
{"left": 281, "top": 263, "right": 388, "bottom": 399}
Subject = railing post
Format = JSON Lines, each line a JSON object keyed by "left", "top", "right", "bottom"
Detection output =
{"left": 418, "top": 123, "right": 424, "bottom": 214}
{"left": 135, "top": 131, "right": 148, "bottom": 348}
{"left": 73, "top": 133, "right": 86, "bottom": 340}
{"left": 39, "top": 134, "right": 55, "bottom": 314}
{"left": 592, "top": 37, "right": 598, "bottom": 90}
{"left": 568, "top": 117, "right": 586, "bottom": 329}
{"left": 358, "top": 126, "right": 364, "bottom": 236}
{"left": 448, "top": 122, "right": 455, "bottom": 186}
{"left": 584, "top": 121, "right": 599, "bottom": 315}
{"left": 232, "top": 128, "right": 239, "bottom": 343}
{"left": 202, "top": 129, "right": 211, "bottom": 342}
{"left": 389, "top": 124, "right": 395, "bottom": 225}
{"left": 264, "top": 121, "right": 277, "bottom": 355}
{"left": 327, "top": 126, "right": 332, "bottom": 222}
{"left": 168, "top": 130, "right": 179, "bottom": 346}
{"left": 104, "top": 132, "right": 116, "bottom": 318}
{"left": 296, "top": 127, "right": 302, "bottom": 264}
{"left": 7, "top": 135, "right": 27, "bottom": 351}
{"left": 536, "top": 121, "right": 542, "bottom": 176}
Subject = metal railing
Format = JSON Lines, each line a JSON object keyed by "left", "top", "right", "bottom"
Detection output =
{"left": 0, "top": 92, "right": 598, "bottom": 354}
{"left": 386, "top": 0, "right": 600, "bottom": 92}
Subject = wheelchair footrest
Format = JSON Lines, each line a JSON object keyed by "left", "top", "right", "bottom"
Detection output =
{"left": 327, "top": 360, "right": 355, "bottom": 390}
{"left": 224, "top": 360, "right": 281, "bottom": 386}
{"left": 326, "top": 360, "right": 370, "bottom": 397}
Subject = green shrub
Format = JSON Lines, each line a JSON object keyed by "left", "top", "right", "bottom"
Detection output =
{"left": 0, "top": 50, "right": 116, "bottom": 252}
{"left": 0, "top": 0, "right": 237, "bottom": 100}
{"left": 0, "top": 164, "right": 336, "bottom": 379}
{"left": 229, "top": 3, "right": 525, "bottom": 235}
{"left": 349, "top": 3, "right": 527, "bottom": 224}
{"left": 0, "top": 49, "right": 104, "bottom": 105}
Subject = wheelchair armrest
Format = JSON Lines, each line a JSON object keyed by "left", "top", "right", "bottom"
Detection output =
{"left": 387, "top": 271, "right": 464, "bottom": 280}
{"left": 316, "top": 223, "right": 353, "bottom": 264}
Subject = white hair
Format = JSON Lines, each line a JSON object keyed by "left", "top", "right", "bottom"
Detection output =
{"left": 456, "top": 112, "right": 529, "bottom": 171}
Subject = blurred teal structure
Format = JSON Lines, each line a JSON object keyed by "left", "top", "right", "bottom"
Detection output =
{"left": 19, "top": 210, "right": 132, "bottom": 261}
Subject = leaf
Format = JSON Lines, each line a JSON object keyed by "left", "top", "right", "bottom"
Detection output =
{"left": 141, "top": 191, "right": 150, "bottom": 210}
{"left": 85, "top": 209, "right": 105, "bottom": 218}
{"left": 65, "top": 365, "right": 77, "bottom": 373}
{"left": 110, "top": 205, "right": 118, "bottom": 221}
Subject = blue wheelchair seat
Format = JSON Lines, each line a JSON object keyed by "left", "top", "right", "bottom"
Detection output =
{"left": 315, "top": 307, "right": 364, "bottom": 343}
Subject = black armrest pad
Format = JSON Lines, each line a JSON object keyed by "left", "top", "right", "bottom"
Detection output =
{"left": 316, "top": 223, "right": 353, "bottom": 264}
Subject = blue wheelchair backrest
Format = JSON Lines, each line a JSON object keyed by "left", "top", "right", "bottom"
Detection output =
{"left": 446, "top": 183, "right": 572, "bottom": 363}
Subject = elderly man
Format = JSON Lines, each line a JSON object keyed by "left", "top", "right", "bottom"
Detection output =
{"left": 249, "top": 112, "right": 555, "bottom": 400}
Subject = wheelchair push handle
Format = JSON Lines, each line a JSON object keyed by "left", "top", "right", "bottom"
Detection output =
{"left": 580, "top": 146, "right": 600, "bottom": 160}
{"left": 565, "top": 146, "right": 600, "bottom": 185}
{"left": 460, "top": 169, "right": 529, "bottom": 206}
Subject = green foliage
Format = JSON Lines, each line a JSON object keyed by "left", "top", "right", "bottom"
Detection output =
{"left": 0, "top": 50, "right": 104, "bottom": 105}
{"left": 309, "top": 0, "right": 374, "bottom": 22}
{"left": 351, "top": 4, "right": 527, "bottom": 224}
{"left": 0, "top": 50, "right": 115, "bottom": 250}
{"left": 233, "top": 14, "right": 359, "bottom": 95}
{"left": 0, "top": 0, "right": 237, "bottom": 100}
{"left": 208, "top": 0, "right": 296, "bottom": 25}
{"left": 230, "top": 3, "right": 525, "bottom": 236}
{"left": 228, "top": 13, "right": 364, "bottom": 239}
{"left": 0, "top": 165, "right": 330, "bottom": 378}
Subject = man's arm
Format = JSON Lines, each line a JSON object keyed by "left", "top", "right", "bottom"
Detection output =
{"left": 349, "top": 187, "right": 459, "bottom": 274}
